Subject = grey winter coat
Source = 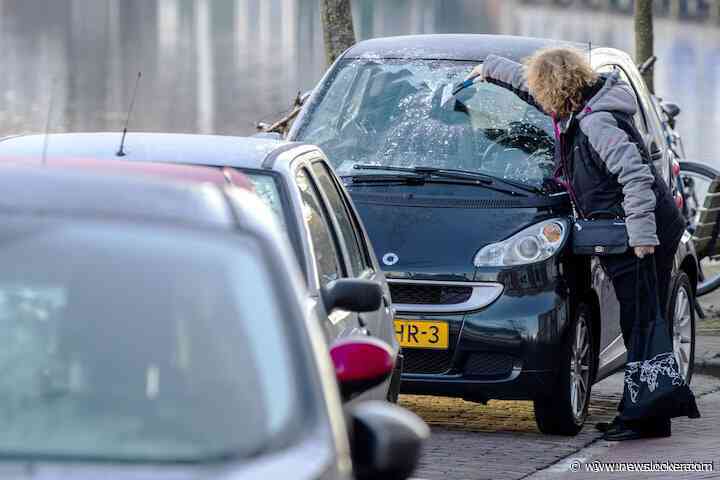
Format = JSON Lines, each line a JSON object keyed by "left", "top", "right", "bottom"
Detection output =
{"left": 483, "top": 54, "right": 661, "bottom": 247}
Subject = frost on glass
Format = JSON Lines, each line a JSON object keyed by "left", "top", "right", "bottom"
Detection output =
{"left": 299, "top": 59, "right": 556, "bottom": 188}
{"left": 246, "top": 173, "right": 287, "bottom": 231}
{"left": 0, "top": 286, "right": 65, "bottom": 402}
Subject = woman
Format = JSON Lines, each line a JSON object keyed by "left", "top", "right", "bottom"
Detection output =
{"left": 468, "top": 47, "right": 698, "bottom": 440}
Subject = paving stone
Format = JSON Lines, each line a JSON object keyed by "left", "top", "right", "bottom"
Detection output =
{"left": 528, "top": 389, "right": 720, "bottom": 479}
{"left": 405, "top": 372, "right": 720, "bottom": 480}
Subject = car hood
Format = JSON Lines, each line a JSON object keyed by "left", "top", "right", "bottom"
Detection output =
{"left": 349, "top": 188, "right": 565, "bottom": 279}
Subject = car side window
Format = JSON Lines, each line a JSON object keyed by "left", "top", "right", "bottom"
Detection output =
{"left": 295, "top": 168, "right": 344, "bottom": 287}
{"left": 311, "top": 162, "right": 367, "bottom": 276}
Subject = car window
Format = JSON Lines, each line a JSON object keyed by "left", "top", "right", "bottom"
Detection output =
{"left": 244, "top": 172, "right": 287, "bottom": 231}
{"left": 311, "top": 161, "right": 367, "bottom": 275}
{"left": 0, "top": 217, "right": 309, "bottom": 463}
{"left": 297, "top": 59, "right": 555, "bottom": 189}
{"left": 296, "top": 168, "right": 344, "bottom": 286}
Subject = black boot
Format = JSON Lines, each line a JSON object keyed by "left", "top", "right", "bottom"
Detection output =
{"left": 603, "top": 418, "right": 671, "bottom": 441}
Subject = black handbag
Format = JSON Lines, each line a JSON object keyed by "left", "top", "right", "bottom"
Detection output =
{"left": 571, "top": 210, "right": 629, "bottom": 256}
{"left": 620, "top": 258, "right": 700, "bottom": 421}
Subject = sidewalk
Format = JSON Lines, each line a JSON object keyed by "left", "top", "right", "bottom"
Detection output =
{"left": 696, "top": 293, "right": 720, "bottom": 373}
{"left": 528, "top": 389, "right": 720, "bottom": 479}
{"left": 525, "top": 330, "right": 720, "bottom": 480}
{"left": 695, "top": 334, "right": 720, "bottom": 374}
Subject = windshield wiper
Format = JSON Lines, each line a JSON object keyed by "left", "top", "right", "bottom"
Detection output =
{"left": 347, "top": 167, "right": 525, "bottom": 196}
{"left": 345, "top": 173, "right": 426, "bottom": 184}
{"left": 352, "top": 164, "right": 542, "bottom": 194}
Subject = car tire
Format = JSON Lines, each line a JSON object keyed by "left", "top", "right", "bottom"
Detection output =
{"left": 667, "top": 272, "right": 696, "bottom": 385}
{"left": 534, "top": 303, "right": 595, "bottom": 436}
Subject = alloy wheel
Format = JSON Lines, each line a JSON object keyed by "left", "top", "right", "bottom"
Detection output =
{"left": 570, "top": 314, "right": 591, "bottom": 420}
{"left": 673, "top": 285, "right": 693, "bottom": 381}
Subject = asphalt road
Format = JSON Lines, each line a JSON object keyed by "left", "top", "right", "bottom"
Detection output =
{"left": 402, "top": 371, "right": 720, "bottom": 480}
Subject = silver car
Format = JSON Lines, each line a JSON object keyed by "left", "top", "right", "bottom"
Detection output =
{"left": 0, "top": 165, "right": 427, "bottom": 479}
{"left": 0, "top": 133, "right": 402, "bottom": 403}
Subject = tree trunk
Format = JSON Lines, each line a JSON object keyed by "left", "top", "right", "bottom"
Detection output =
{"left": 634, "top": 0, "right": 655, "bottom": 93}
{"left": 320, "top": 0, "right": 356, "bottom": 66}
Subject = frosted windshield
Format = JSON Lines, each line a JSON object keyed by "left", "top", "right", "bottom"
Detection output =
{"left": 298, "top": 59, "right": 556, "bottom": 188}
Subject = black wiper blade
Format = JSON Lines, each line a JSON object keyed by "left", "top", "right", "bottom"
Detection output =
{"left": 353, "top": 164, "right": 542, "bottom": 194}
{"left": 353, "top": 164, "right": 491, "bottom": 184}
{"left": 353, "top": 164, "right": 428, "bottom": 174}
{"left": 345, "top": 173, "right": 526, "bottom": 196}
{"left": 345, "top": 173, "right": 426, "bottom": 184}
{"left": 427, "top": 168, "right": 542, "bottom": 194}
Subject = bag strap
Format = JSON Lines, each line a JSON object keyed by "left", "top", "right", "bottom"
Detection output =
{"left": 634, "top": 258, "right": 641, "bottom": 350}
{"left": 634, "top": 256, "right": 662, "bottom": 361}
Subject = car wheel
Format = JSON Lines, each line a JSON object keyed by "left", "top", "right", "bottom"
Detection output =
{"left": 534, "top": 303, "right": 595, "bottom": 436}
{"left": 667, "top": 272, "right": 695, "bottom": 385}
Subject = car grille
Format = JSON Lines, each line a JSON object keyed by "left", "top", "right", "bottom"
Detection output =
{"left": 463, "top": 353, "right": 515, "bottom": 378}
{"left": 390, "top": 283, "right": 473, "bottom": 305}
{"left": 403, "top": 349, "right": 454, "bottom": 375}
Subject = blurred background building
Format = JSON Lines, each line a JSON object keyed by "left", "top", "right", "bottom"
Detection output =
{"left": 0, "top": 0, "right": 718, "bottom": 164}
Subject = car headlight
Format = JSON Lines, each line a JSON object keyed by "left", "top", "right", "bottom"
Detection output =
{"left": 474, "top": 219, "right": 568, "bottom": 267}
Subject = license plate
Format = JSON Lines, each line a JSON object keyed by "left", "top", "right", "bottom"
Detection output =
{"left": 394, "top": 319, "right": 449, "bottom": 349}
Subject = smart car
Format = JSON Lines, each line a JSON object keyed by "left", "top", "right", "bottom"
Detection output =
{"left": 283, "top": 34, "right": 699, "bottom": 435}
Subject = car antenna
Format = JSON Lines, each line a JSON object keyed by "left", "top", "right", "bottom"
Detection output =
{"left": 116, "top": 71, "right": 142, "bottom": 157}
{"left": 41, "top": 78, "right": 57, "bottom": 166}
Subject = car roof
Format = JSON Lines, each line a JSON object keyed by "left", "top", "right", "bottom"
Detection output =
{"left": 0, "top": 164, "right": 236, "bottom": 229}
{"left": 0, "top": 132, "right": 308, "bottom": 171}
{"left": 0, "top": 154, "right": 247, "bottom": 187}
{"left": 344, "top": 34, "right": 589, "bottom": 62}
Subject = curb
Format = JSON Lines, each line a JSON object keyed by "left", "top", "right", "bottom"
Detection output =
{"left": 696, "top": 358, "right": 720, "bottom": 378}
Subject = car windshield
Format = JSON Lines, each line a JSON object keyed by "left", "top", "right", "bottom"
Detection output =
{"left": 0, "top": 217, "right": 305, "bottom": 463}
{"left": 296, "top": 59, "right": 556, "bottom": 188}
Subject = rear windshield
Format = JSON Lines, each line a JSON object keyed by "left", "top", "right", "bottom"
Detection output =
{"left": 0, "top": 217, "right": 307, "bottom": 463}
{"left": 296, "top": 59, "right": 556, "bottom": 187}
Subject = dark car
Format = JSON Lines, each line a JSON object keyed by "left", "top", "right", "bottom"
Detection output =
{"left": 0, "top": 133, "right": 401, "bottom": 402}
{"left": 0, "top": 165, "right": 427, "bottom": 479}
{"left": 285, "top": 34, "right": 699, "bottom": 434}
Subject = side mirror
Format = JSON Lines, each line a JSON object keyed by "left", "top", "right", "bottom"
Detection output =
{"left": 349, "top": 401, "right": 429, "bottom": 480}
{"left": 330, "top": 337, "right": 394, "bottom": 400}
{"left": 321, "top": 278, "right": 382, "bottom": 313}
{"left": 662, "top": 101, "right": 681, "bottom": 120}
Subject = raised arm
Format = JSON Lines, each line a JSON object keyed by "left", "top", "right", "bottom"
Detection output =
{"left": 479, "top": 54, "right": 543, "bottom": 112}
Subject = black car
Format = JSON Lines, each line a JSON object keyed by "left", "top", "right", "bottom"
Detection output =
{"left": 285, "top": 34, "right": 699, "bottom": 434}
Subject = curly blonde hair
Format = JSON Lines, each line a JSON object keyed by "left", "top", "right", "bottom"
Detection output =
{"left": 525, "top": 47, "right": 598, "bottom": 119}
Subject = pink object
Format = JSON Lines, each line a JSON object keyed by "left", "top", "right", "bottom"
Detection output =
{"left": 672, "top": 160, "right": 681, "bottom": 178}
{"left": 675, "top": 193, "right": 684, "bottom": 210}
{"left": 330, "top": 338, "right": 394, "bottom": 384}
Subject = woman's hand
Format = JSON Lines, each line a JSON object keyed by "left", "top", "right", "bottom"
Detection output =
{"left": 466, "top": 64, "right": 485, "bottom": 82}
{"left": 634, "top": 246, "right": 656, "bottom": 258}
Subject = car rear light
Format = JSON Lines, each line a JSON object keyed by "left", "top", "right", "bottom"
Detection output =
{"left": 672, "top": 160, "right": 681, "bottom": 178}
{"left": 330, "top": 338, "right": 394, "bottom": 399}
{"left": 675, "top": 192, "right": 684, "bottom": 210}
